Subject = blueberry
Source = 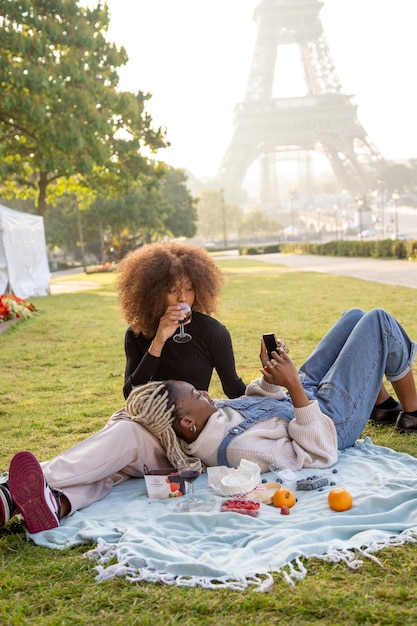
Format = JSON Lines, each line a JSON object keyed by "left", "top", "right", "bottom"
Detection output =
{"left": 332, "top": 469, "right": 338, "bottom": 474}
{"left": 261, "top": 478, "right": 267, "bottom": 483}
{"left": 330, "top": 481, "right": 336, "bottom": 486}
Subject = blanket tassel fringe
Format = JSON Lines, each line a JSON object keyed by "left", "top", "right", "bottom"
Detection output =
{"left": 85, "top": 538, "right": 274, "bottom": 592}
{"left": 297, "top": 529, "right": 417, "bottom": 586}
{"left": 85, "top": 530, "right": 417, "bottom": 591}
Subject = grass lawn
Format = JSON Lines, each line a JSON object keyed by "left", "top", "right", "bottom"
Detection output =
{"left": 1, "top": 257, "right": 417, "bottom": 625}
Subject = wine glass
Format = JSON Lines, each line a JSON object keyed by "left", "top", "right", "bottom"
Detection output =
{"left": 175, "top": 457, "right": 216, "bottom": 512}
{"left": 174, "top": 457, "right": 207, "bottom": 512}
{"left": 173, "top": 303, "right": 192, "bottom": 343}
{"left": 177, "top": 457, "right": 202, "bottom": 502}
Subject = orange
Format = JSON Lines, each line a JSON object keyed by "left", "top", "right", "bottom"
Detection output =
{"left": 272, "top": 487, "right": 297, "bottom": 508}
{"left": 328, "top": 487, "right": 353, "bottom": 512}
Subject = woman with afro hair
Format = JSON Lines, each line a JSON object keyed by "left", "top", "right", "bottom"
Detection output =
{"left": 115, "top": 242, "right": 246, "bottom": 400}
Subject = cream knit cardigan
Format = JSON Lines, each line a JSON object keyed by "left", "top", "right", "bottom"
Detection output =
{"left": 182, "top": 377, "right": 339, "bottom": 472}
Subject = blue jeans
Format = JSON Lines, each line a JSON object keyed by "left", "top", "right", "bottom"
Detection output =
{"left": 299, "top": 308, "right": 416, "bottom": 449}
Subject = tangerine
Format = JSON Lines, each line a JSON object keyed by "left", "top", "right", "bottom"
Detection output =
{"left": 328, "top": 487, "right": 353, "bottom": 511}
{"left": 272, "top": 487, "right": 296, "bottom": 508}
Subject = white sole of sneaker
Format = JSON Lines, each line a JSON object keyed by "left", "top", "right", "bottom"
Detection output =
{"left": 8, "top": 451, "right": 59, "bottom": 534}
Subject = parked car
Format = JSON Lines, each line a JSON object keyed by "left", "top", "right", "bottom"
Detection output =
{"left": 358, "top": 228, "right": 377, "bottom": 239}
{"left": 390, "top": 233, "right": 414, "bottom": 241}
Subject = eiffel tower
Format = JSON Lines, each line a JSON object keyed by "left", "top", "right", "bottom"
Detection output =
{"left": 218, "top": 0, "right": 383, "bottom": 202}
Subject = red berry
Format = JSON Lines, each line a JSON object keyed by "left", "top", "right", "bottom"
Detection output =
{"left": 280, "top": 506, "right": 290, "bottom": 515}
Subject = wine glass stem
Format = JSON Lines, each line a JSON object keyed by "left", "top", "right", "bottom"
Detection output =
{"left": 179, "top": 324, "right": 184, "bottom": 338}
{"left": 187, "top": 481, "right": 195, "bottom": 501}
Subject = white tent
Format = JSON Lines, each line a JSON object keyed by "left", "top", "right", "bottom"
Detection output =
{"left": 0, "top": 204, "right": 50, "bottom": 299}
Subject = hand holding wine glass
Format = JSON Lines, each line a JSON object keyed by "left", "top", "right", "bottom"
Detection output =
{"left": 173, "top": 303, "right": 192, "bottom": 343}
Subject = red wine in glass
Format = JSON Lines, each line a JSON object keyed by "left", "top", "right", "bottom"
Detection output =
{"left": 179, "top": 469, "right": 200, "bottom": 483}
{"left": 177, "top": 457, "right": 202, "bottom": 502}
{"left": 173, "top": 303, "right": 192, "bottom": 343}
{"left": 175, "top": 457, "right": 216, "bottom": 512}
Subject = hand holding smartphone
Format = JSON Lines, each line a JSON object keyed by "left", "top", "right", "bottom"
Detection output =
{"left": 263, "top": 333, "right": 289, "bottom": 360}
{"left": 263, "top": 333, "right": 278, "bottom": 360}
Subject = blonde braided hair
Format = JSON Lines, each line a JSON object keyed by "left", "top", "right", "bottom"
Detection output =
{"left": 126, "top": 381, "right": 186, "bottom": 466}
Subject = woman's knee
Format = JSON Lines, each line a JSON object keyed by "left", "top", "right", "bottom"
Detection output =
{"left": 117, "top": 419, "right": 165, "bottom": 450}
{"left": 342, "top": 308, "right": 365, "bottom": 323}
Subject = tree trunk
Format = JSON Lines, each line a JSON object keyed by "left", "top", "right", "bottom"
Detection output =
{"left": 76, "top": 199, "right": 87, "bottom": 272}
{"left": 99, "top": 219, "right": 105, "bottom": 263}
{"left": 37, "top": 171, "right": 48, "bottom": 217}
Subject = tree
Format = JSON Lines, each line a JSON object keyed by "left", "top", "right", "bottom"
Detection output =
{"left": 380, "top": 162, "right": 414, "bottom": 193}
{"left": 160, "top": 168, "right": 197, "bottom": 239}
{"left": 0, "top": 0, "right": 166, "bottom": 216}
{"left": 82, "top": 166, "right": 197, "bottom": 260}
{"left": 239, "top": 208, "right": 282, "bottom": 241}
{"left": 196, "top": 189, "right": 242, "bottom": 244}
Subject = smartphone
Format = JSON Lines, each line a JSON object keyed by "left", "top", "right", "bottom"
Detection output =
{"left": 263, "top": 333, "right": 277, "bottom": 360}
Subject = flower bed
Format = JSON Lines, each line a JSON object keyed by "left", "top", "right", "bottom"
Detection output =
{"left": 85, "top": 262, "right": 116, "bottom": 275}
{"left": 0, "top": 294, "right": 36, "bottom": 324}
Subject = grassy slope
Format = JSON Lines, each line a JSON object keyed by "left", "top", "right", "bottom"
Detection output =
{"left": 1, "top": 258, "right": 417, "bottom": 625}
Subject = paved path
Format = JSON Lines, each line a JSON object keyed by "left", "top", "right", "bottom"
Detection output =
{"left": 49, "top": 268, "right": 101, "bottom": 295}
{"left": 49, "top": 279, "right": 102, "bottom": 295}
{"left": 255, "top": 253, "right": 417, "bottom": 290}
{"left": 49, "top": 253, "right": 417, "bottom": 294}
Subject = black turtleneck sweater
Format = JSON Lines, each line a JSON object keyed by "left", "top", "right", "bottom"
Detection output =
{"left": 123, "top": 311, "right": 246, "bottom": 399}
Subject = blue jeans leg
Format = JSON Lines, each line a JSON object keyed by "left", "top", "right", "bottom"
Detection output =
{"left": 301, "top": 308, "right": 416, "bottom": 449}
{"left": 299, "top": 308, "right": 365, "bottom": 383}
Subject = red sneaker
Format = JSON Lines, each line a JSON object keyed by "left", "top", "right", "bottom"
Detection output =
{"left": 8, "top": 451, "right": 60, "bottom": 534}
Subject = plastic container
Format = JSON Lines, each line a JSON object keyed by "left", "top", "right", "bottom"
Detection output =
{"left": 220, "top": 499, "right": 260, "bottom": 517}
{"left": 143, "top": 466, "right": 185, "bottom": 499}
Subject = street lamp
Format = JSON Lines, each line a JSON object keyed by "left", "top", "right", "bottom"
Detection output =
{"left": 220, "top": 188, "right": 227, "bottom": 248}
{"left": 377, "top": 178, "right": 385, "bottom": 238}
{"left": 392, "top": 190, "right": 400, "bottom": 239}
{"left": 288, "top": 189, "right": 297, "bottom": 239}
{"left": 356, "top": 196, "right": 364, "bottom": 236}
{"left": 333, "top": 204, "right": 339, "bottom": 241}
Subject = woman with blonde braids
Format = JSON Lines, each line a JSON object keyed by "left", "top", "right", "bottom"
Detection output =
{"left": 125, "top": 380, "right": 187, "bottom": 467}
{"left": 126, "top": 309, "right": 417, "bottom": 474}
{"left": 115, "top": 242, "right": 245, "bottom": 400}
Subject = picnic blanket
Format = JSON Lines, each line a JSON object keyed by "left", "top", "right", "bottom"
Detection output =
{"left": 28, "top": 438, "right": 417, "bottom": 591}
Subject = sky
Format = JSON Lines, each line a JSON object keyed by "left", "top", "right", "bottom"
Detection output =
{"left": 90, "top": 0, "right": 417, "bottom": 180}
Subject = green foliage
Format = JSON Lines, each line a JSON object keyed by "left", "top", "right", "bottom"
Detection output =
{"left": 238, "top": 238, "right": 417, "bottom": 260}
{"left": 240, "top": 246, "right": 263, "bottom": 255}
{"left": 263, "top": 244, "right": 281, "bottom": 254}
{"left": 45, "top": 166, "right": 198, "bottom": 259}
{"left": 161, "top": 168, "right": 197, "bottom": 240}
{"left": 196, "top": 189, "right": 241, "bottom": 243}
{"left": 0, "top": 0, "right": 166, "bottom": 216}
{"left": 382, "top": 161, "right": 416, "bottom": 191}
{"left": 197, "top": 195, "right": 283, "bottom": 246}
{"left": 286, "top": 238, "right": 417, "bottom": 260}
{"left": 239, "top": 208, "right": 282, "bottom": 241}
{"left": 1, "top": 262, "right": 417, "bottom": 623}
{"left": 392, "top": 241, "right": 408, "bottom": 259}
